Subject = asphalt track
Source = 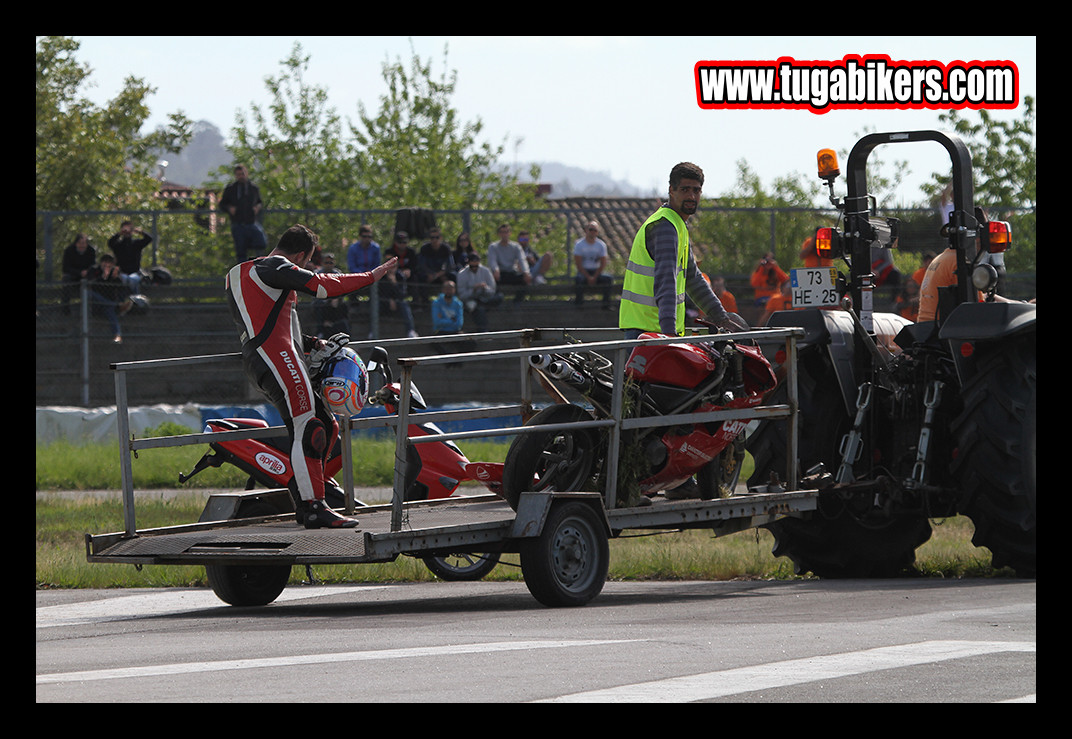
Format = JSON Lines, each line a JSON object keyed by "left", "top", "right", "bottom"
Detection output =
{"left": 36, "top": 577, "right": 1035, "bottom": 703}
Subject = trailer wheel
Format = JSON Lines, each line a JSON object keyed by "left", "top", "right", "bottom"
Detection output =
{"left": 205, "top": 563, "right": 291, "bottom": 606}
{"left": 521, "top": 502, "right": 608, "bottom": 607}
{"left": 422, "top": 552, "right": 501, "bottom": 581}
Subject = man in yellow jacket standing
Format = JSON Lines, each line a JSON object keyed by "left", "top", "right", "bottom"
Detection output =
{"left": 619, "top": 162, "right": 740, "bottom": 339}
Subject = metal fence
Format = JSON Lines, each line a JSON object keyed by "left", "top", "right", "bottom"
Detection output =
{"left": 36, "top": 205, "right": 1036, "bottom": 408}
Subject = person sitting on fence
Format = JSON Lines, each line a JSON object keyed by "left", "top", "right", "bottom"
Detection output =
{"left": 61, "top": 232, "right": 97, "bottom": 314}
{"left": 311, "top": 252, "right": 350, "bottom": 338}
{"left": 572, "top": 221, "right": 613, "bottom": 308}
{"left": 487, "top": 223, "right": 531, "bottom": 301}
{"left": 456, "top": 251, "right": 502, "bottom": 332}
{"left": 519, "top": 230, "right": 552, "bottom": 285}
{"left": 431, "top": 280, "right": 464, "bottom": 334}
{"left": 88, "top": 254, "right": 132, "bottom": 343}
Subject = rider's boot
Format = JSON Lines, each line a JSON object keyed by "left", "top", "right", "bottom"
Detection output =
{"left": 297, "top": 498, "right": 359, "bottom": 529}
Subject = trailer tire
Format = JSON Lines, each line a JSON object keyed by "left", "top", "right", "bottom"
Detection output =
{"left": 951, "top": 337, "right": 1036, "bottom": 577}
{"left": 502, "top": 403, "right": 600, "bottom": 511}
{"left": 422, "top": 552, "right": 501, "bottom": 581}
{"left": 520, "top": 501, "right": 608, "bottom": 607}
{"left": 205, "top": 563, "right": 291, "bottom": 606}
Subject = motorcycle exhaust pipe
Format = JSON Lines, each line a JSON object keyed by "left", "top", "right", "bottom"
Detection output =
{"left": 548, "top": 361, "right": 592, "bottom": 393}
{"left": 529, "top": 354, "right": 554, "bottom": 370}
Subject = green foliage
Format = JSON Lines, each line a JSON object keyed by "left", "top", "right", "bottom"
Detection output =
{"left": 35, "top": 36, "right": 192, "bottom": 214}
{"left": 691, "top": 161, "right": 829, "bottom": 272}
{"left": 210, "top": 41, "right": 549, "bottom": 241}
{"left": 927, "top": 96, "right": 1036, "bottom": 210}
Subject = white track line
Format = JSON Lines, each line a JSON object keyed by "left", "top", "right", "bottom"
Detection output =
{"left": 35, "top": 585, "right": 391, "bottom": 628}
{"left": 37, "top": 640, "right": 634, "bottom": 685}
{"left": 539, "top": 640, "right": 1037, "bottom": 702}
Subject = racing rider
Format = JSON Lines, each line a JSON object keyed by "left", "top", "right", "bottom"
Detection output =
{"left": 226, "top": 224, "right": 396, "bottom": 528}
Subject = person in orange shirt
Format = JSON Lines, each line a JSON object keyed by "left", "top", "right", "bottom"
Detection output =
{"left": 911, "top": 252, "right": 935, "bottom": 286}
{"left": 750, "top": 252, "right": 788, "bottom": 306}
{"left": 759, "top": 279, "right": 794, "bottom": 326}
{"left": 918, "top": 245, "right": 1031, "bottom": 322}
{"left": 710, "top": 275, "right": 738, "bottom": 314}
{"left": 895, "top": 278, "right": 920, "bottom": 322}
{"left": 799, "top": 236, "right": 832, "bottom": 268}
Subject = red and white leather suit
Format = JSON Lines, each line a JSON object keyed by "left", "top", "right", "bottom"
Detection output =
{"left": 226, "top": 255, "right": 376, "bottom": 502}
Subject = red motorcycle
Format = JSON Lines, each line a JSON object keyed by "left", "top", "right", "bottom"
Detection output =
{"left": 501, "top": 326, "right": 776, "bottom": 509}
{"left": 179, "top": 345, "right": 505, "bottom": 580}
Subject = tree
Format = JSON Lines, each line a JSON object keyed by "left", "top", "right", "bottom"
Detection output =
{"left": 926, "top": 96, "right": 1036, "bottom": 210}
{"left": 220, "top": 43, "right": 355, "bottom": 214}
{"left": 216, "top": 42, "right": 548, "bottom": 255}
{"left": 35, "top": 36, "right": 191, "bottom": 213}
{"left": 691, "top": 161, "right": 825, "bottom": 274}
{"left": 349, "top": 43, "right": 544, "bottom": 214}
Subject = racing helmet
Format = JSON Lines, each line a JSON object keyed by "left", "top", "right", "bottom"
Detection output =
{"left": 318, "top": 348, "right": 369, "bottom": 417}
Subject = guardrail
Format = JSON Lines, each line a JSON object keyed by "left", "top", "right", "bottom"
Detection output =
{"left": 108, "top": 326, "right": 803, "bottom": 537}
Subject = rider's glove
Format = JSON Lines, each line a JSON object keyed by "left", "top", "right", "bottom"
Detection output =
{"left": 308, "top": 332, "right": 350, "bottom": 381}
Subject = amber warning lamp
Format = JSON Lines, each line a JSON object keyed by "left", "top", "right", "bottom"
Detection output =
{"left": 817, "top": 149, "right": 840, "bottom": 180}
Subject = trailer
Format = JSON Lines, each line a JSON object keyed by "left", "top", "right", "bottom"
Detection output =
{"left": 85, "top": 327, "right": 818, "bottom": 608}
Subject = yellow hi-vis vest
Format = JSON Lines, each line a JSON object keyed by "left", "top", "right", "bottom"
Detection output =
{"left": 618, "top": 206, "right": 689, "bottom": 335}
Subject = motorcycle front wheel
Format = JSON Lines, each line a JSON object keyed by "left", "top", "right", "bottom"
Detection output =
{"left": 501, "top": 403, "right": 601, "bottom": 511}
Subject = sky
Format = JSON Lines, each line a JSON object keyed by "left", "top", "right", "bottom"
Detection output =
{"left": 67, "top": 35, "right": 1036, "bottom": 204}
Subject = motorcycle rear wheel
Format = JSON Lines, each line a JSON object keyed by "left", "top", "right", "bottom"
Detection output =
{"left": 502, "top": 404, "right": 600, "bottom": 511}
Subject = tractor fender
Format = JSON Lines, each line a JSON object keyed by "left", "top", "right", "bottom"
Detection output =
{"left": 767, "top": 308, "right": 911, "bottom": 416}
{"left": 938, "top": 301, "right": 1036, "bottom": 386}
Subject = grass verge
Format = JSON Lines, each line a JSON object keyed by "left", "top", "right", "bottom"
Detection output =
{"left": 36, "top": 430, "right": 1007, "bottom": 588}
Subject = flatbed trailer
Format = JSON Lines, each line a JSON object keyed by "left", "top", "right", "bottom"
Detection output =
{"left": 85, "top": 327, "right": 817, "bottom": 607}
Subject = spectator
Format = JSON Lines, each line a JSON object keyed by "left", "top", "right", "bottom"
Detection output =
{"left": 895, "top": 277, "right": 920, "bottom": 322}
{"left": 456, "top": 252, "right": 502, "bottom": 332}
{"left": 61, "top": 233, "right": 97, "bottom": 314}
{"left": 799, "top": 236, "right": 832, "bottom": 268}
{"left": 749, "top": 251, "right": 788, "bottom": 307}
{"left": 759, "top": 279, "right": 793, "bottom": 326}
{"left": 572, "top": 221, "right": 613, "bottom": 308}
{"left": 107, "top": 220, "right": 154, "bottom": 293}
{"left": 710, "top": 275, "right": 738, "bottom": 314}
{"left": 431, "top": 280, "right": 464, "bottom": 334}
{"left": 487, "top": 223, "right": 530, "bottom": 300}
{"left": 219, "top": 164, "right": 267, "bottom": 263}
{"left": 378, "top": 258, "right": 419, "bottom": 338}
{"left": 911, "top": 251, "right": 936, "bottom": 286}
{"left": 384, "top": 231, "right": 419, "bottom": 289}
{"left": 519, "top": 230, "right": 552, "bottom": 285}
{"left": 452, "top": 231, "right": 476, "bottom": 273}
{"left": 88, "top": 253, "right": 132, "bottom": 343}
{"left": 347, "top": 225, "right": 381, "bottom": 274}
{"left": 417, "top": 228, "right": 454, "bottom": 305}
{"left": 311, "top": 252, "right": 350, "bottom": 338}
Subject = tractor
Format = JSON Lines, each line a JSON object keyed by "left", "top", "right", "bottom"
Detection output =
{"left": 746, "top": 130, "right": 1036, "bottom": 578}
